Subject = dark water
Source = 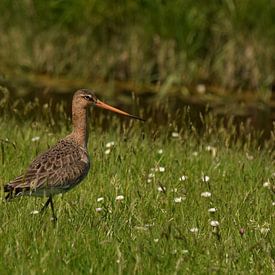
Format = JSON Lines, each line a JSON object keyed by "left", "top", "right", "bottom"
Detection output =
{"left": 0, "top": 82, "right": 274, "bottom": 144}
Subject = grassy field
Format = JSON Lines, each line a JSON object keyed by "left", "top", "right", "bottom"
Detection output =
{"left": 0, "top": 99, "right": 274, "bottom": 274}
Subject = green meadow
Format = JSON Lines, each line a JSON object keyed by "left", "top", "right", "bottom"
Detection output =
{"left": 0, "top": 99, "right": 274, "bottom": 274}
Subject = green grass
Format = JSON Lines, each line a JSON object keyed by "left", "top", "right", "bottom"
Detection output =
{"left": 0, "top": 104, "right": 274, "bottom": 274}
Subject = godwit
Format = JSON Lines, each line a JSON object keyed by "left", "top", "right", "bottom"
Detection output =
{"left": 4, "top": 89, "right": 144, "bottom": 221}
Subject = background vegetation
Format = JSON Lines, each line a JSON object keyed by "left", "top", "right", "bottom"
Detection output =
{"left": 0, "top": 2, "right": 274, "bottom": 273}
{"left": 0, "top": 0, "right": 274, "bottom": 93}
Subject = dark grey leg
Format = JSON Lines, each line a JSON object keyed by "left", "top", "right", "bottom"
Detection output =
{"left": 40, "top": 196, "right": 57, "bottom": 222}
{"left": 40, "top": 197, "right": 51, "bottom": 212}
{"left": 49, "top": 197, "right": 57, "bottom": 222}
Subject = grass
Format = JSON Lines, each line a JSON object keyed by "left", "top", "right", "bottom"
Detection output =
{"left": 0, "top": 0, "right": 274, "bottom": 92}
{"left": 0, "top": 99, "right": 274, "bottom": 274}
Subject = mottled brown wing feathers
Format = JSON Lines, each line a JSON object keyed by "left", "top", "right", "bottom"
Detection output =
{"left": 4, "top": 138, "right": 89, "bottom": 196}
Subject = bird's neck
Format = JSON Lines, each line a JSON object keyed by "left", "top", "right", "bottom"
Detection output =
{"left": 70, "top": 106, "right": 89, "bottom": 148}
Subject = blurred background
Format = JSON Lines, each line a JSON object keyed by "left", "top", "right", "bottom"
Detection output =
{"left": 0, "top": 0, "right": 274, "bottom": 138}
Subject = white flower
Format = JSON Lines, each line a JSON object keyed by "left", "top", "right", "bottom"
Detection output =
{"left": 210, "top": 220, "right": 219, "bottom": 227}
{"left": 148, "top": 173, "right": 155, "bottom": 178}
{"left": 272, "top": 202, "right": 275, "bottom": 206}
{"left": 201, "top": 191, "right": 211, "bottom": 198}
{"left": 192, "top": 151, "right": 198, "bottom": 157}
{"left": 208, "top": 207, "right": 217, "bottom": 213}
{"left": 96, "top": 207, "right": 103, "bottom": 212}
{"left": 147, "top": 179, "right": 152, "bottom": 183}
{"left": 260, "top": 227, "right": 270, "bottom": 234}
{"left": 174, "top": 197, "right": 185, "bottom": 203}
{"left": 205, "top": 146, "right": 217, "bottom": 157}
{"left": 172, "top": 249, "right": 177, "bottom": 254}
{"left": 190, "top": 227, "right": 198, "bottom": 233}
{"left": 173, "top": 188, "right": 178, "bottom": 192}
{"left": 246, "top": 152, "right": 254, "bottom": 160}
{"left": 202, "top": 175, "right": 210, "bottom": 182}
{"left": 115, "top": 195, "right": 124, "bottom": 201}
{"left": 157, "top": 186, "right": 166, "bottom": 192}
{"left": 158, "top": 167, "right": 165, "bottom": 172}
{"left": 179, "top": 175, "right": 188, "bottom": 181}
{"left": 196, "top": 84, "right": 206, "bottom": 94}
{"left": 145, "top": 223, "right": 154, "bottom": 228}
{"left": 30, "top": 210, "right": 39, "bottom": 215}
{"left": 106, "top": 141, "right": 115, "bottom": 148}
{"left": 182, "top": 249, "right": 189, "bottom": 254}
{"left": 31, "top": 136, "right": 40, "bottom": 142}
{"left": 263, "top": 181, "right": 270, "bottom": 188}
{"left": 151, "top": 167, "right": 165, "bottom": 172}
{"left": 157, "top": 149, "right": 163, "bottom": 154}
{"left": 97, "top": 197, "right": 104, "bottom": 202}
{"left": 171, "top": 132, "right": 179, "bottom": 138}
{"left": 154, "top": 238, "right": 159, "bottom": 243}
{"left": 104, "top": 149, "right": 111, "bottom": 155}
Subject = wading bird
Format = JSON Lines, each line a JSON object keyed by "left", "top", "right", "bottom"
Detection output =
{"left": 4, "top": 89, "right": 144, "bottom": 221}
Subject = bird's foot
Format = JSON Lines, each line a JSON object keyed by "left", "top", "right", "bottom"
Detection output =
{"left": 50, "top": 216, "right": 57, "bottom": 224}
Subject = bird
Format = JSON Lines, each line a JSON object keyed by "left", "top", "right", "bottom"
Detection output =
{"left": 4, "top": 89, "right": 144, "bottom": 221}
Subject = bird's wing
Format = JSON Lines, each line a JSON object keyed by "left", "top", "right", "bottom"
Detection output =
{"left": 5, "top": 139, "right": 89, "bottom": 194}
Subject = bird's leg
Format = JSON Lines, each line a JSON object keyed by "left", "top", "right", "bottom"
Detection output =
{"left": 40, "top": 196, "right": 57, "bottom": 222}
{"left": 40, "top": 197, "right": 51, "bottom": 212}
{"left": 49, "top": 197, "right": 57, "bottom": 222}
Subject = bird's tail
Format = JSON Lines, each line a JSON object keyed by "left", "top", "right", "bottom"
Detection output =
{"left": 4, "top": 184, "right": 11, "bottom": 193}
{"left": 4, "top": 184, "right": 23, "bottom": 200}
{"left": 4, "top": 184, "right": 28, "bottom": 200}
{"left": 4, "top": 184, "right": 13, "bottom": 200}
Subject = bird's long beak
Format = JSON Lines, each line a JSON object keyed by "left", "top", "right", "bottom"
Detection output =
{"left": 95, "top": 100, "right": 145, "bottom": 121}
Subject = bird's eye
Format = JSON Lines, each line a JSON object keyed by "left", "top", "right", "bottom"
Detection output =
{"left": 83, "top": 95, "right": 92, "bottom": 101}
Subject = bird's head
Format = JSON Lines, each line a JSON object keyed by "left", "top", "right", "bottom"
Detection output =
{"left": 73, "top": 89, "right": 145, "bottom": 121}
{"left": 73, "top": 89, "right": 98, "bottom": 108}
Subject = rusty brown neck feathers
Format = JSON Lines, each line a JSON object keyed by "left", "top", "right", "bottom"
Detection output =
{"left": 69, "top": 99, "right": 89, "bottom": 148}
